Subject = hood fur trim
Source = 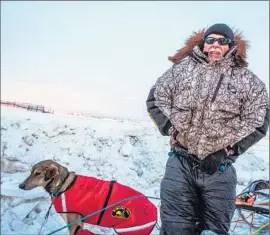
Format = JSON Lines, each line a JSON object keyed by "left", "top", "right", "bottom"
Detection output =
{"left": 168, "top": 29, "right": 249, "bottom": 67}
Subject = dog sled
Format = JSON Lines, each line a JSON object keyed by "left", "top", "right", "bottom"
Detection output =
{"left": 230, "top": 179, "right": 269, "bottom": 234}
{"left": 202, "top": 179, "right": 269, "bottom": 235}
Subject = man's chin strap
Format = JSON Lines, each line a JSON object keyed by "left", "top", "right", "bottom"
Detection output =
{"left": 203, "top": 51, "right": 209, "bottom": 57}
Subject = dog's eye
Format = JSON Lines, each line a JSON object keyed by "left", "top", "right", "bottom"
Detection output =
{"left": 35, "top": 172, "right": 41, "bottom": 176}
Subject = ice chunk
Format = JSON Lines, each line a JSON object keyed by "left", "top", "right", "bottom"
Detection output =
{"left": 10, "top": 201, "right": 40, "bottom": 220}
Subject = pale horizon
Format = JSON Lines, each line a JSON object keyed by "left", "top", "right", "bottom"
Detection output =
{"left": 1, "top": 1, "right": 269, "bottom": 120}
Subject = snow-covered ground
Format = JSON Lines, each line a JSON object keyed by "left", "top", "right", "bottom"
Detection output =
{"left": 1, "top": 106, "right": 269, "bottom": 235}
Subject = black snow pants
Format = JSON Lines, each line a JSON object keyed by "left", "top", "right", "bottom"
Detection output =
{"left": 159, "top": 148, "right": 237, "bottom": 235}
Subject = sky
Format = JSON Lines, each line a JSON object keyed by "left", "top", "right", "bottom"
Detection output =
{"left": 1, "top": 1, "right": 269, "bottom": 120}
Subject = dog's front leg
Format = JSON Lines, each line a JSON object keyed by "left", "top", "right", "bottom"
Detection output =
{"left": 66, "top": 213, "right": 84, "bottom": 235}
{"left": 59, "top": 213, "right": 84, "bottom": 235}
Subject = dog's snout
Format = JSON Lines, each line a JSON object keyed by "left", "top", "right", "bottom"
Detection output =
{"left": 19, "top": 183, "right": 25, "bottom": 189}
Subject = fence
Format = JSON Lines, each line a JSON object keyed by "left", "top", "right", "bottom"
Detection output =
{"left": 1, "top": 100, "right": 54, "bottom": 114}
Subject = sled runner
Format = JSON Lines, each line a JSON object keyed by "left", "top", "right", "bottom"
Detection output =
{"left": 230, "top": 179, "right": 269, "bottom": 234}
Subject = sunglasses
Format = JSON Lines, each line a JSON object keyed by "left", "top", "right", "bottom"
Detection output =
{"left": 204, "top": 37, "right": 232, "bottom": 45}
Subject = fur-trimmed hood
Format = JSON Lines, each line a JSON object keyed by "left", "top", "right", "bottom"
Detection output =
{"left": 168, "top": 29, "right": 249, "bottom": 67}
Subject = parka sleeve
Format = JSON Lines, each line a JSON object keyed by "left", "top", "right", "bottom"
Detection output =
{"left": 146, "top": 66, "right": 174, "bottom": 136}
{"left": 231, "top": 72, "right": 269, "bottom": 156}
{"left": 146, "top": 63, "right": 186, "bottom": 136}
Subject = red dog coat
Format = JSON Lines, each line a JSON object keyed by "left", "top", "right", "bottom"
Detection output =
{"left": 52, "top": 175, "right": 157, "bottom": 235}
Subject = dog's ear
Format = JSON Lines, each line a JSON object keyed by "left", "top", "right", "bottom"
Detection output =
{"left": 45, "top": 164, "right": 59, "bottom": 181}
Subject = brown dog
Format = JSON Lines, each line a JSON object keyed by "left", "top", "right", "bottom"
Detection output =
{"left": 19, "top": 160, "right": 157, "bottom": 235}
{"left": 19, "top": 160, "right": 83, "bottom": 235}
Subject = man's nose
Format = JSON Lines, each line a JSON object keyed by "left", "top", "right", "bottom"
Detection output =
{"left": 19, "top": 183, "right": 25, "bottom": 189}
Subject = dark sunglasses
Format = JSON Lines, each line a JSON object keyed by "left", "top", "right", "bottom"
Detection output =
{"left": 204, "top": 37, "right": 232, "bottom": 45}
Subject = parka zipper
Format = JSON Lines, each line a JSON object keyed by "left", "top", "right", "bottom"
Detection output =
{"left": 211, "top": 73, "right": 225, "bottom": 103}
{"left": 195, "top": 72, "right": 225, "bottom": 156}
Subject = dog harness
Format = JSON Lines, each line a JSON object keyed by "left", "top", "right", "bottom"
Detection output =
{"left": 52, "top": 175, "right": 157, "bottom": 235}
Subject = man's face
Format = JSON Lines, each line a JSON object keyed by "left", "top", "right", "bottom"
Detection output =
{"left": 203, "top": 34, "right": 230, "bottom": 62}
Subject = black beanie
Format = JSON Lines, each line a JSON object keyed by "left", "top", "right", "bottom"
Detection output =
{"left": 204, "top": 23, "right": 234, "bottom": 41}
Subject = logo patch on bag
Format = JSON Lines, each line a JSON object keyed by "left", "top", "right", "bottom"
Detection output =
{"left": 112, "top": 206, "right": 130, "bottom": 219}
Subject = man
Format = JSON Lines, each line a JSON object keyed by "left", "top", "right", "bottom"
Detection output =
{"left": 146, "top": 23, "right": 269, "bottom": 235}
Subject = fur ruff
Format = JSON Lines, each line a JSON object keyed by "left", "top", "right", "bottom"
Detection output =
{"left": 168, "top": 29, "right": 249, "bottom": 67}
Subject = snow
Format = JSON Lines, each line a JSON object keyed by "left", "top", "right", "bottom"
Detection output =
{"left": 1, "top": 106, "right": 269, "bottom": 235}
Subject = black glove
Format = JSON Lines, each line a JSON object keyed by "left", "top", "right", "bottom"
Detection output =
{"left": 203, "top": 150, "right": 226, "bottom": 175}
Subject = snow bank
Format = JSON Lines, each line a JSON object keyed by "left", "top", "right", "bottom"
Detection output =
{"left": 1, "top": 106, "right": 269, "bottom": 234}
